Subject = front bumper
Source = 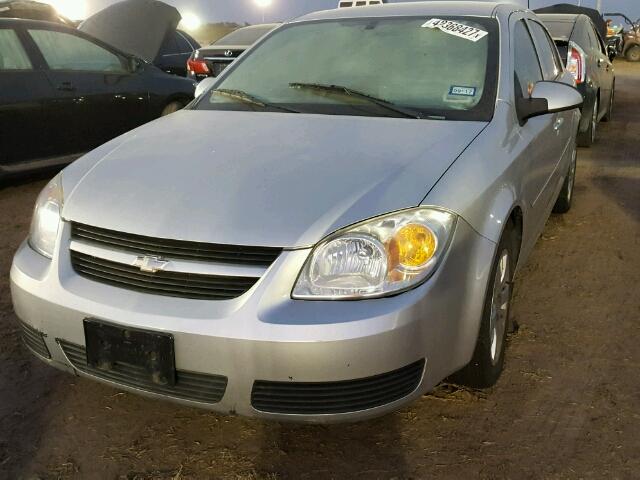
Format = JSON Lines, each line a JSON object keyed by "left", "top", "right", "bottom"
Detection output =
{"left": 10, "top": 219, "right": 495, "bottom": 423}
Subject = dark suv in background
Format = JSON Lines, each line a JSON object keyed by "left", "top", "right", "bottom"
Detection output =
{"left": 539, "top": 13, "right": 615, "bottom": 147}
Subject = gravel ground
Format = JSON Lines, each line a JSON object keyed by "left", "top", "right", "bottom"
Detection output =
{"left": 0, "top": 61, "right": 638, "bottom": 480}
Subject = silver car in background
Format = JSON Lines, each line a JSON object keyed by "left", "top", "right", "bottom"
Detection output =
{"left": 11, "top": 1, "right": 582, "bottom": 422}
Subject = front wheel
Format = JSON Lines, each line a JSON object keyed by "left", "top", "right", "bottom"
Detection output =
{"left": 161, "top": 101, "right": 185, "bottom": 117}
{"left": 451, "top": 228, "right": 516, "bottom": 388}
{"left": 626, "top": 45, "right": 640, "bottom": 62}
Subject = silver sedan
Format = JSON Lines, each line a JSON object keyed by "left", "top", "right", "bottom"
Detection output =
{"left": 11, "top": 1, "right": 582, "bottom": 422}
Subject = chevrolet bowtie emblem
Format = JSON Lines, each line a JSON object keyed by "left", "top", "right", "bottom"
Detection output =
{"left": 132, "top": 255, "right": 169, "bottom": 273}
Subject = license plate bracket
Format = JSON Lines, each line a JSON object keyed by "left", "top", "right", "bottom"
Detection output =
{"left": 84, "top": 319, "right": 176, "bottom": 387}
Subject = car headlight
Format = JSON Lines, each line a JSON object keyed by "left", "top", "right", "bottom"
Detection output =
{"left": 292, "top": 207, "right": 457, "bottom": 300}
{"left": 29, "top": 174, "right": 63, "bottom": 258}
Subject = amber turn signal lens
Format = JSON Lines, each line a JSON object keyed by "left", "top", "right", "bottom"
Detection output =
{"left": 394, "top": 224, "right": 437, "bottom": 269}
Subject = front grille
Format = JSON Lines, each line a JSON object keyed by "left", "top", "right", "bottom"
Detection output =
{"left": 60, "top": 340, "right": 227, "bottom": 404}
{"left": 71, "top": 222, "right": 282, "bottom": 267}
{"left": 20, "top": 321, "right": 51, "bottom": 359}
{"left": 251, "top": 359, "right": 425, "bottom": 415}
{"left": 70, "top": 250, "right": 259, "bottom": 300}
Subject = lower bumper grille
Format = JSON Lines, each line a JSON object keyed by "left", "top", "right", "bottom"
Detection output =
{"left": 20, "top": 321, "right": 51, "bottom": 359}
{"left": 59, "top": 341, "right": 227, "bottom": 404}
{"left": 70, "top": 251, "right": 258, "bottom": 301}
{"left": 251, "top": 359, "right": 425, "bottom": 415}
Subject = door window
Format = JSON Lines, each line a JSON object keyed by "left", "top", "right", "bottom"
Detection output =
{"left": 514, "top": 20, "right": 543, "bottom": 98}
{"left": 584, "top": 21, "right": 606, "bottom": 55}
{"left": 29, "top": 29, "right": 127, "bottom": 73}
{"left": 528, "top": 21, "right": 561, "bottom": 79}
{"left": 0, "top": 29, "right": 32, "bottom": 70}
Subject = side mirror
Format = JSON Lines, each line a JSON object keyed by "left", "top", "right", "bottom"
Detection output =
{"left": 516, "top": 81, "right": 583, "bottom": 125}
{"left": 195, "top": 77, "right": 216, "bottom": 99}
{"left": 128, "top": 57, "right": 144, "bottom": 73}
{"left": 607, "top": 46, "right": 617, "bottom": 61}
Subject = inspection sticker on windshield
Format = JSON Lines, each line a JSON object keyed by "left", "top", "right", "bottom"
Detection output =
{"left": 422, "top": 19, "right": 488, "bottom": 42}
{"left": 449, "top": 86, "right": 477, "bottom": 97}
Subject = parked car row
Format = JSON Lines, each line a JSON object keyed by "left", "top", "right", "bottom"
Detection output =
{"left": 538, "top": 12, "right": 615, "bottom": 147}
{"left": 12, "top": 1, "right": 595, "bottom": 422}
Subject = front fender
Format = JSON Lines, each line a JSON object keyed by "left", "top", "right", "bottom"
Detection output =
{"left": 422, "top": 100, "right": 526, "bottom": 246}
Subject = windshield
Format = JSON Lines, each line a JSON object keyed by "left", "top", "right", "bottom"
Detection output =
{"left": 195, "top": 16, "right": 499, "bottom": 121}
{"left": 214, "top": 25, "right": 276, "bottom": 46}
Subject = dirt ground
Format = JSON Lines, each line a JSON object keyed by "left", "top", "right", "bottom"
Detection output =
{"left": 1, "top": 61, "right": 639, "bottom": 480}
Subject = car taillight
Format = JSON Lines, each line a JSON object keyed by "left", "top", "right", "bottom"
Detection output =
{"left": 187, "top": 58, "right": 209, "bottom": 75}
{"left": 566, "top": 42, "right": 585, "bottom": 84}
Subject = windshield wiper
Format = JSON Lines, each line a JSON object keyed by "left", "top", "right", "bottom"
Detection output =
{"left": 212, "top": 88, "right": 300, "bottom": 113}
{"left": 289, "top": 82, "right": 424, "bottom": 119}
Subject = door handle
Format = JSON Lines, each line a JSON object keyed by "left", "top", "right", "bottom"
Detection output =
{"left": 554, "top": 117, "right": 564, "bottom": 131}
{"left": 57, "top": 82, "right": 76, "bottom": 92}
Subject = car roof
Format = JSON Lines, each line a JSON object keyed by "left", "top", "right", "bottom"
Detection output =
{"left": 0, "top": 16, "right": 74, "bottom": 28}
{"left": 292, "top": 1, "right": 519, "bottom": 23}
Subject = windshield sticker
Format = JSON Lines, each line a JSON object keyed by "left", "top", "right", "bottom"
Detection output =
{"left": 422, "top": 19, "right": 489, "bottom": 42}
{"left": 449, "top": 86, "right": 477, "bottom": 97}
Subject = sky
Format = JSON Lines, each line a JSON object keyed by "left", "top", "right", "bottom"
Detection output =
{"left": 49, "top": 0, "right": 640, "bottom": 23}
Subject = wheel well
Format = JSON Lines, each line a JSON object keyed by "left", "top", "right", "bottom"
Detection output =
{"left": 166, "top": 95, "right": 190, "bottom": 107}
{"left": 508, "top": 207, "right": 523, "bottom": 266}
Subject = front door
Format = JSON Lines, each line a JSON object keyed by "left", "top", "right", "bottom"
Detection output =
{"left": 26, "top": 27, "right": 150, "bottom": 154}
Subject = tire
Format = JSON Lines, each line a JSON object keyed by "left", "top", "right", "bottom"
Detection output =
{"left": 577, "top": 97, "right": 598, "bottom": 148}
{"left": 553, "top": 147, "right": 577, "bottom": 214}
{"left": 626, "top": 45, "right": 640, "bottom": 62}
{"left": 161, "top": 101, "right": 184, "bottom": 116}
{"left": 602, "top": 83, "right": 614, "bottom": 122}
{"left": 450, "top": 226, "right": 517, "bottom": 388}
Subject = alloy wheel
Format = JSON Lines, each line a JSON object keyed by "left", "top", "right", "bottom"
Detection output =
{"left": 489, "top": 249, "right": 511, "bottom": 365}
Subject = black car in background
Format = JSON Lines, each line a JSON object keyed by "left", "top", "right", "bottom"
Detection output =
{"left": 0, "top": 18, "right": 195, "bottom": 175}
{"left": 187, "top": 23, "right": 279, "bottom": 81}
{"left": 538, "top": 13, "right": 615, "bottom": 147}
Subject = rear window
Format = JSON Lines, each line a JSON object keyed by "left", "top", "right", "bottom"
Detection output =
{"left": 543, "top": 21, "right": 575, "bottom": 40}
{"left": 215, "top": 26, "right": 275, "bottom": 46}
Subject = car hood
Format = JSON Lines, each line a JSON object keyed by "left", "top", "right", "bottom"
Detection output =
{"left": 62, "top": 111, "right": 486, "bottom": 248}
{"left": 79, "top": 0, "right": 180, "bottom": 62}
